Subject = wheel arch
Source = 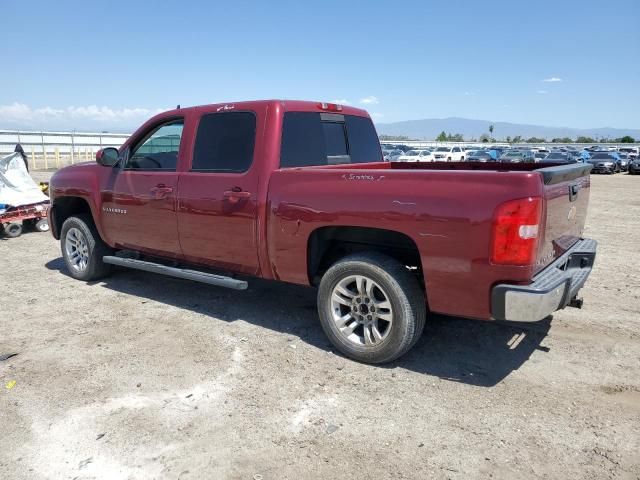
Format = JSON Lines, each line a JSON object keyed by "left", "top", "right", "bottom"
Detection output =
{"left": 307, "top": 225, "right": 426, "bottom": 292}
{"left": 51, "top": 196, "right": 95, "bottom": 240}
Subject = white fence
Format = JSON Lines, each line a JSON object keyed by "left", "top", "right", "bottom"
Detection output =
{"left": 0, "top": 130, "right": 130, "bottom": 170}
{"left": 2, "top": 129, "right": 638, "bottom": 171}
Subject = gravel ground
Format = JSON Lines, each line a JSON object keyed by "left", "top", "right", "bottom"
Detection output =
{"left": 1, "top": 172, "right": 639, "bottom": 480}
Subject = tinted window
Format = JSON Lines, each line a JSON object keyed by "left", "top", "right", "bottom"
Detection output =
{"left": 192, "top": 112, "right": 256, "bottom": 172}
{"left": 345, "top": 115, "right": 383, "bottom": 163}
{"left": 127, "top": 120, "right": 183, "bottom": 170}
{"left": 280, "top": 112, "right": 382, "bottom": 168}
{"left": 322, "top": 122, "right": 348, "bottom": 156}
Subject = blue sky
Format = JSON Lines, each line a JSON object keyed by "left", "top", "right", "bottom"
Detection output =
{"left": 1, "top": 0, "right": 638, "bottom": 131}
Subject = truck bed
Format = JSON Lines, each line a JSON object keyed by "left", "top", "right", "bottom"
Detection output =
{"left": 268, "top": 160, "right": 592, "bottom": 320}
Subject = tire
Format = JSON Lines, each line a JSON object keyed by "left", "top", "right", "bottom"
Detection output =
{"left": 3, "top": 222, "right": 23, "bottom": 238}
{"left": 60, "top": 214, "right": 113, "bottom": 281}
{"left": 35, "top": 218, "right": 49, "bottom": 232}
{"left": 317, "top": 252, "right": 426, "bottom": 364}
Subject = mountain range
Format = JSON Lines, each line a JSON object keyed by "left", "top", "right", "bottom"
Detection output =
{"left": 376, "top": 117, "right": 640, "bottom": 141}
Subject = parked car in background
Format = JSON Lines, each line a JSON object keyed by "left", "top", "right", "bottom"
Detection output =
{"left": 499, "top": 150, "right": 536, "bottom": 162}
{"left": 384, "top": 149, "right": 404, "bottom": 161}
{"left": 433, "top": 146, "right": 465, "bottom": 161}
{"left": 396, "top": 149, "right": 435, "bottom": 162}
{"left": 542, "top": 152, "right": 579, "bottom": 164}
{"left": 489, "top": 147, "right": 506, "bottom": 159}
{"left": 534, "top": 152, "right": 547, "bottom": 161}
{"left": 618, "top": 146, "right": 639, "bottom": 157}
{"left": 587, "top": 153, "right": 618, "bottom": 174}
{"left": 467, "top": 151, "right": 496, "bottom": 162}
{"left": 616, "top": 153, "right": 630, "bottom": 172}
{"left": 628, "top": 157, "right": 640, "bottom": 175}
{"left": 578, "top": 150, "right": 591, "bottom": 161}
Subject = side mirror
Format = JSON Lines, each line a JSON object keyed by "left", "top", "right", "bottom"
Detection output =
{"left": 96, "top": 147, "right": 120, "bottom": 167}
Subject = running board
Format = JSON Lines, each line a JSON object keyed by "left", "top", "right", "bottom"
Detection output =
{"left": 102, "top": 256, "right": 248, "bottom": 290}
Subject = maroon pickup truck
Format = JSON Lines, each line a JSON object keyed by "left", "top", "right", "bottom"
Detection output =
{"left": 48, "top": 100, "right": 597, "bottom": 363}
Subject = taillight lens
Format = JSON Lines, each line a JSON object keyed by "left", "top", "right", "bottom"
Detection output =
{"left": 491, "top": 197, "right": 542, "bottom": 265}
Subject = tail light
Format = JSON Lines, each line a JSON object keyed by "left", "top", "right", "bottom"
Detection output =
{"left": 491, "top": 197, "right": 542, "bottom": 265}
{"left": 317, "top": 102, "right": 343, "bottom": 112}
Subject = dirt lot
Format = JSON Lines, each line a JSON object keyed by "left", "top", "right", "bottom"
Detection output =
{"left": 1, "top": 172, "right": 639, "bottom": 480}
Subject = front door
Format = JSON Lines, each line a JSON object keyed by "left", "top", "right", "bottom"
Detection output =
{"left": 101, "top": 119, "right": 184, "bottom": 256}
{"left": 176, "top": 111, "right": 260, "bottom": 274}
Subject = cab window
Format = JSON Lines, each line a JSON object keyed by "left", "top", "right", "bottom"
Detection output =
{"left": 126, "top": 120, "right": 184, "bottom": 170}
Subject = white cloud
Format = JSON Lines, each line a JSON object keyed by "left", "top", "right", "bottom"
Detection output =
{"left": 330, "top": 99, "right": 350, "bottom": 105}
{"left": 359, "top": 96, "right": 379, "bottom": 105}
{"left": 0, "top": 102, "right": 164, "bottom": 131}
{"left": 537, "top": 90, "right": 548, "bottom": 94}
{"left": 542, "top": 77, "right": 562, "bottom": 82}
{"left": 463, "top": 91, "right": 474, "bottom": 96}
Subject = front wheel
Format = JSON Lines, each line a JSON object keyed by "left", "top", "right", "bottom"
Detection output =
{"left": 317, "top": 253, "right": 426, "bottom": 364}
{"left": 60, "top": 214, "right": 113, "bottom": 281}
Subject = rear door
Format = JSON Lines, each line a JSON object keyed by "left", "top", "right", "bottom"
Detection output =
{"left": 101, "top": 119, "right": 183, "bottom": 256}
{"left": 535, "top": 163, "right": 592, "bottom": 273}
{"left": 176, "top": 110, "right": 261, "bottom": 275}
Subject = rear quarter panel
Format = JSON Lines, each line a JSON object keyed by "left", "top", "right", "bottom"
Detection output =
{"left": 267, "top": 167, "right": 544, "bottom": 320}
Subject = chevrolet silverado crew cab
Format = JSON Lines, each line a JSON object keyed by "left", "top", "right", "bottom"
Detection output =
{"left": 48, "top": 100, "right": 597, "bottom": 364}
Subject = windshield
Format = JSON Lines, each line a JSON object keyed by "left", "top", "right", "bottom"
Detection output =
{"left": 435, "top": 147, "right": 450, "bottom": 152}
{"left": 404, "top": 150, "right": 419, "bottom": 156}
{"left": 591, "top": 153, "right": 611, "bottom": 159}
{"left": 547, "top": 153, "right": 566, "bottom": 159}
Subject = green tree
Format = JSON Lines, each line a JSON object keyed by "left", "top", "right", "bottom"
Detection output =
{"left": 618, "top": 135, "right": 635, "bottom": 143}
{"left": 436, "top": 131, "right": 448, "bottom": 141}
{"left": 506, "top": 136, "right": 511, "bottom": 143}
{"left": 512, "top": 135, "right": 523, "bottom": 144}
{"left": 480, "top": 134, "right": 490, "bottom": 143}
{"left": 551, "top": 137, "right": 573, "bottom": 143}
{"left": 526, "top": 136, "right": 546, "bottom": 143}
{"left": 489, "top": 125, "right": 494, "bottom": 140}
{"left": 576, "top": 136, "right": 595, "bottom": 143}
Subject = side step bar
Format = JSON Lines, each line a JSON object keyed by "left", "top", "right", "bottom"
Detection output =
{"left": 102, "top": 256, "right": 248, "bottom": 290}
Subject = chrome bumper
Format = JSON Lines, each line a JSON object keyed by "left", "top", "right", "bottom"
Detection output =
{"left": 491, "top": 238, "right": 597, "bottom": 322}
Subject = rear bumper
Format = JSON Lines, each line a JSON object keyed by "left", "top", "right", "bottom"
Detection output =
{"left": 491, "top": 238, "right": 597, "bottom": 322}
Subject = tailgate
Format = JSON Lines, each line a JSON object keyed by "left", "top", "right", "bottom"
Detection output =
{"left": 535, "top": 163, "right": 593, "bottom": 273}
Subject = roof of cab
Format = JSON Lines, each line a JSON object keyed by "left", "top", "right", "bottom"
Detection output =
{"left": 159, "top": 100, "right": 370, "bottom": 119}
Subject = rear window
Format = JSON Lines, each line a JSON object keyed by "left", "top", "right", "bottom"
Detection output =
{"left": 280, "top": 112, "right": 382, "bottom": 168}
{"left": 192, "top": 112, "right": 256, "bottom": 172}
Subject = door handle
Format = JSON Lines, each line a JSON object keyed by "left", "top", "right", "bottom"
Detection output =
{"left": 223, "top": 189, "right": 251, "bottom": 203}
{"left": 150, "top": 184, "right": 174, "bottom": 199}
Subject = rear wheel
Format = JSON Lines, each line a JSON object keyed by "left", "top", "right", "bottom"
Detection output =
{"left": 3, "top": 222, "right": 23, "bottom": 238}
{"left": 60, "top": 214, "right": 113, "bottom": 281}
{"left": 317, "top": 252, "right": 426, "bottom": 364}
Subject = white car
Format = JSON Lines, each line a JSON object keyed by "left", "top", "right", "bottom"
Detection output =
{"left": 396, "top": 149, "right": 435, "bottom": 162}
{"left": 433, "top": 146, "right": 465, "bottom": 161}
{"left": 383, "top": 149, "right": 404, "bottom": 161}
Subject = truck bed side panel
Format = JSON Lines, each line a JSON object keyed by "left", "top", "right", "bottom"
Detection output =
{"left": 267, "top": 168, "right": 543, "bottom": 320}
